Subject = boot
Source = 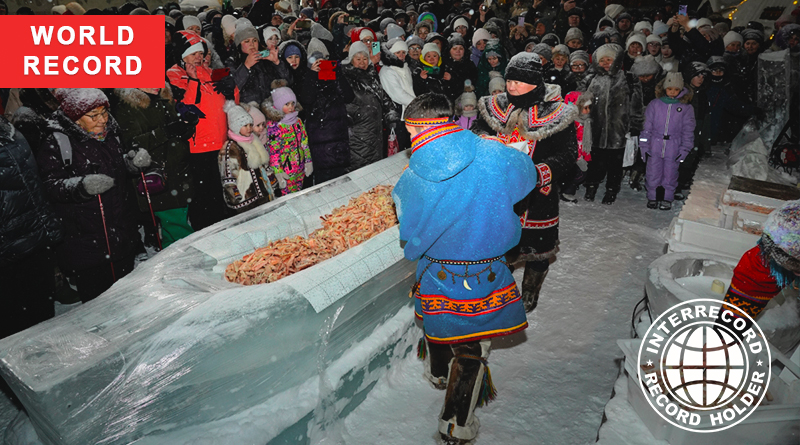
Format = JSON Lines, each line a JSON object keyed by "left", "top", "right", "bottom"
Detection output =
{"left": 660, "top": 200, "right": 672, "bottom": 210}
{"left": 521, "top": 263, "right": 549, "bottom": 312}
{"left": 647, "top": 200, "right": 658, "bottom": 209}
{"left": 629, "top": 171, "right": 643, "bottom": 191}
{"left": 601, "top": 190, "right": 617, "bottom": 205}
{"left": 584, "top": 185, "right": 598, "bottom": 202}
{"left": 560, "top": 192, "right": 578, "bottom": 203}
{"left": 673, "top": 191, "right": 686, "bottom": 201}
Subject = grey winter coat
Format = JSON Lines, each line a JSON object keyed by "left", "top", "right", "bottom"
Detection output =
{"left": 0, "top": 118, "right": 62, "bottom": 266}
{"left": 341, "top": 63, "right": 397, "bottom": 171}
{"left": 579, "top": 46, "right": 644, "bottom": 149}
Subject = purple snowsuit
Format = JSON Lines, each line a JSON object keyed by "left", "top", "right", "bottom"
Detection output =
{"left": 639, "top": 86, "right": 695, "bottom": 202}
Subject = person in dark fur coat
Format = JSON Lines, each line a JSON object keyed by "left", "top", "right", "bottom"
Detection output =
{"left": 473, "top": 52, "right": 578, "bottom": 313}
{"left": 341, "top": 42, "right": 399, "bottom": 171}
{"left": 111, "top": 86, "right": 196, "bottom": 247}
{"left": 1, "top": 117, "right": 62, "bottom": 338}
{"left": 37, "top": 89, "right": 142, "bottom": 303}
{"left": 578, "top": 43, "right": 643, "bottom": 205}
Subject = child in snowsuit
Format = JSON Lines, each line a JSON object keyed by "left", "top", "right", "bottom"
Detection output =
{"left": 219, "top": 101, "right": 272, "bottom": 212}
{"left": 560, "top": 91, "right": 593, "bottom": 203}
{"left": 639, "top": 72, "right": 695, "bottom": 210}
{"left": 454, "top": 82, "right": 477, "bottom": 131}
{"left": 261, "top": 87, "right": 313, "bottom": 196}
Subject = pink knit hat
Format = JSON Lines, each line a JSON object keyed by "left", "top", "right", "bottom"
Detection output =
{"left": 246, "top": 101, "right": 266, "bottom": 126}
{"left": 54, "top": 88, "right": 110, "bottom": 121}
{"left": 271, "top": 87, "right": 296, "bottom": 111}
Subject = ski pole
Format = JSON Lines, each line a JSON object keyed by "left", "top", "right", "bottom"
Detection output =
{"left": 97, "top": 194, "right": 116, "bottom": 282}
{"left": 140, "top": 171, "right": 163, "bottom": 250}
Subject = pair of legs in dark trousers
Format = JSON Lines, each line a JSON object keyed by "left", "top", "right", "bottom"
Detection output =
{"left": 0, "top": 247, "right": 56, "bottom": 339}
{"left": 188, "top": 151, "right": 230, "bottom": 232}
{"left": 425, "top": 339, "right": 491, "bottom": 443}
{"left": 72, "top": 256, "right": 135, "bottom": 303}
{"left": 585, "top": 149, "right": 624, "bottom": 198}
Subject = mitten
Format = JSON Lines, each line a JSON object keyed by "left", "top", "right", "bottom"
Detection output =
{"left": 213, "top": 75, "right": 237, "bottom": 100}
{"left": 576, "top": 158, "right": 588, "bottom": 172}
{"left": 304, "top": 161, "right": 314, "bottom": 177}
{"left": 131, "top": 148, "right": 152, "bottom": 168}
{"left": 275, "top": 170, "right": 289, "bottom": 189}
{"left": 81, "top": 174, "right": 115, "bottom": 195}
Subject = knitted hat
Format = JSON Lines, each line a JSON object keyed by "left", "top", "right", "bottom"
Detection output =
{"left": 626, "top": 33, "right": 646, "bottom": 51}
{"left": 566, "top": 7, "right": 583, "bottom": 18}
{"left": 652, "top": 20, "right": 668, "bottom": 36}
{"left": 263, "top": 26, "right": 281, "bottom": 43}
{"left": 458, "top": 91, "right": 477, "bottom": 108}
{"left": 741, "top": 28, "right": 765, "bottom": 43}
{"left": 594, "top": 43, "right": 620, "bottom": 62}
{"left": 51, "top": 4, "right": 67, "bottom": 14}
{"left": 234, "top": 23, "right": 259, "bottom": 47}
{"left": 685, "top": 61, "right": 710, "bottom": 80}
{"left": 565, "top": 27, "right": 584, "bottom": 44}
{"left": 65, "top": 2, "right": 85, "bottom": 15}
{"left": 472, "top": 28, "right": 491, "bottom": 47}
{"left": 552, "top": 44, "right": 570, "bottom": 58}
{"left": 646, "top": 34, "right": 662, "bottom": 45}
{"left": 406, "top": 35, "right": 424, "bottom": 49}
{"left": 761, "top": 200, "right": 800, "bottom": 274}
{"left": 283, "top": 42, "right": 302, "bottom": 58}
{"left": 453, "top": 17, "right": 469, "bottom": 30}
{"left": 274, "top": 0, "right": 292, "bottom": 14}
{"left": 633, "top": 21, "right": 652, "bottom": 34}
{"left": 488, "top": 73, "right": 506, "bottom": 93}
{"left": 385, "top": 23, "right": 405, "bottom": 41}
{"left": 380, "top": 17, "right": 396, "bottom": 32}
{"left": 605, "top": 4, "right": 625, "bottom": 20}
{"left": 448, "top": 34, "right": 466, "bottom": 49}
{"left": 388, "top": 37, "right": 408, "bottom": 53}
{"left": 663, "top": 71, "right": 684, "bottom": 89}
{"left": 348, "top": 41, "right": 370, "bottom": 60}
{"left": 723, "top": 31, "right": 744, "bottom": 48}
{"left": 569, "top": 50, "right": 590, "bottom": 65}
{"left": 421, "top": 42, "right": 440, "bottom": 58}
{"left": 54, "top": 88, "right": 110, "bottom": 121}
{"left": 531, "top": 43, "right": 552, "bottom": 62}
{"left": 630, "top": 55, "right": 661, "bottom": 76}
{"left": 300, "top": 7, "right": 315, "bottom": 19}
{"left": 541, "top": 33, "right": 560, "bottom": 47}
{"left": 176, "top": 30, "right": 207, "bottom": 59}
{"left": 247, "top": 101, "right": 266, "bottom": 127}
{"left": 311, "top": 23, "right": 334, "bottom": 42}
{"left": 418, "top": 12, "right": 437, "bottom": 32}
{"left": 221, "top": 15, "right": 237, "bottom": 36}
{"left": 271, "top": 86, "right": 296, "bottom": 110}
{"left": 182, "top": 15, "right": 201, "bottom": 30}
{"left": 706, "top": 55, "right": 727, "bottom": 70}
{"left": 225, "top": 101, "right": 253, "bottom": 131}
{"left": 696, "top": 18, "right": 713, "bottom": 30}
{"left": 359, "top": 28, "right": 375, "bottom": 41}
{"left": 307, "top": 37, "right": 329, "bottom": 58}
{"left": 505, "top": 52, "right": 544, "bottom": 86}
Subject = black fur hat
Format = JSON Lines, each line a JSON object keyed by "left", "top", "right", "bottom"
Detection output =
{"left": 505, "top": 52, "right": 544, "bottom": 87}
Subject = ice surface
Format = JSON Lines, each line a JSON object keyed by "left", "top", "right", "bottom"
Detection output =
{"left": 0, "top": 153, "right": 418, "bottom": 445}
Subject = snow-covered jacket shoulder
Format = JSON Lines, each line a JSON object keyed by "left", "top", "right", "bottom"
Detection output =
{"left": 0, "top": 119, "right": 62, "bottom": 265}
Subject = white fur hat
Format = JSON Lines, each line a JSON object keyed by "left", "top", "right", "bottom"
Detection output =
{"left": 626, "top": 33, "right": 647, "bottom": 51}
{"left": 633, "top": 21, "right": 652, "bottom": 34}
{"left": 723, "top": 31, "right": 743, "bottom": 48}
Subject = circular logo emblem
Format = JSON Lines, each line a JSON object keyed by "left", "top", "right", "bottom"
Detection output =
{"left": 677, "top": 107, "right": 683, "bottom": 112}
{"left": 637, "top": 299, "right": 771, "bottom": 433}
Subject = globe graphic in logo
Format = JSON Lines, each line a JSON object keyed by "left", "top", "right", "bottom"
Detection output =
{"left": 661, "top": 323, "right": 748, "bottom": 410}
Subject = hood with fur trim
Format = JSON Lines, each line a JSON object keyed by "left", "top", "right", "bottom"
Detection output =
{"left": 477, "top": 91, "right": 578, "bottom": 142}
{"left": 654, "top": 82, "right": 693, "bottom": 103}
{"left": 260, "top": 96, "right": 303, "bottom": 122}
{"left": 112, "top": 86, "right": 173, "bottom": 109}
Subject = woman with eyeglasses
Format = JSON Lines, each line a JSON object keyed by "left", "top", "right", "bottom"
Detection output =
{"left": 36, "top": 88, "right": 142, "bottom": 303}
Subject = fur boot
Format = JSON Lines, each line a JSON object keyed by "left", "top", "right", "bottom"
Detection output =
{"left": 521, "top": 263, "right": 549, "bottom": 312}
{"left": 438, "top": 340, "right": 490, "bottom": 443}
{"left": 424, "top": 340, "right": 453, "bottom": 390}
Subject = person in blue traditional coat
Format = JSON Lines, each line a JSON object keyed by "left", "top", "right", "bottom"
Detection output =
{"left": 473, "top": 52, "right": 578, "bottom": 313}
{"left": 392, "top": 93, "right": 536, "bottom": 445}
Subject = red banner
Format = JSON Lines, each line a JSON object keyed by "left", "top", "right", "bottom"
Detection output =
{"left": 0, "top": 16, "right": 165, "bottom": 88}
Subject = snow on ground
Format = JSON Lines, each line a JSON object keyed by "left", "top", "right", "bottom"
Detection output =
{"left": 1, "top": 158, "right": 709, "bottom": 444}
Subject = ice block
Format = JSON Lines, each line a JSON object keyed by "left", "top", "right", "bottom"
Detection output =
{"left": 0, "top": 152, "right": 418, "bottom": 444}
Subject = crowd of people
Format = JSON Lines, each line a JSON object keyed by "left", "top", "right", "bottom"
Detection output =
{"left": 1, "top": 0, "right": 800, "bottom": 382}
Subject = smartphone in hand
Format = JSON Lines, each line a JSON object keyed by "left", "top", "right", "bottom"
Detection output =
{"left": 372, "top": 41, "right": 381, "bottom": 55}
{"left": 259, "top": 49, "right": 270, "bottom": 58}
{"left": 678, "top": 5, "right": 688, "bottom": 16}
{"left": 518, "top": 16, "right": 525, "bottom": 27}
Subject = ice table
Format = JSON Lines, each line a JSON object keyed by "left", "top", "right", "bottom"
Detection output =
{"left": 0, "top": 153, "right": 418, "bottom": 445}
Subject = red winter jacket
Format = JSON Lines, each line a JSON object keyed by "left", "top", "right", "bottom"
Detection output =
{"left": 166, "top": 64, "right": 228, "bottom": 154}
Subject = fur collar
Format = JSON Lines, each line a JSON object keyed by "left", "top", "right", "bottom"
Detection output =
{"left": 261, "top": 97, "right": 303, "bottom": 122}
{"left": 113, "top": 85, "right": 172, "bottom": 109}
{"left": 654, "top": 81, "right": 693, "bottom": 103}
{"left": 47, "top": 110, "right": 120, "bottom": 142}
{"left": 478, "top": 91, "right": 578, "bottom": 142}
{"left": 381, "top": 50, "right": 406, "bottom": 68}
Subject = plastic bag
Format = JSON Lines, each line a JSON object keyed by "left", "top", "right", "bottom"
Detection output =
{"left": 387, "top": 127, "right": 399, "bottom": 157}
{"left": 623, "top": 133, "right": 636, "bottom": 168}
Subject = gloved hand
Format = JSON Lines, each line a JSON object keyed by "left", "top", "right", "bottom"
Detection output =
{"left": 275, "top": 170, "right": 289, "bottom": 189}
{"left": 127, "top": 148, "right": 152, "bottom": 168}
{"left": 675, "top": 152, "right": 687, "bottom": 162}
{"left": 642, "top": 152, "right": 649, "bottom": 163}
{"left": 213, "top": 75, "right": 237, "bottom": 100}
{"left": 304, "top": 161, "right": 313, "bottom": 177}
{"left": 81, "top": 174, "right": 115, "bottom": 196}
{"left": 165, "top": 113, "right": 199, "bottom": 140}
{"left": 576, "top": 158, "right": 588, "bottom": 172}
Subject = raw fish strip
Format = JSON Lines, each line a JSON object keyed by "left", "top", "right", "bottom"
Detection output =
{"left": 224, "top": 185, "right": 397, "bottom": 285}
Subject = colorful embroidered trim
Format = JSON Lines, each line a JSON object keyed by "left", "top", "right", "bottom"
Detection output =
{"left": 520, "top": 214, "right": 559, "bottom": 229}
{"left": 490, "top": 95, "right": 515, "bottom": 123}
{"left": 417, "top": 283, "right": 520, "bottom": 317}
{"left": 423, "top": 255, "right": 504, "bottom": 266}
{"left": 480, "top": 135, "right": 505, "bottom": 144}
{"left": 529, "top": 102, "right": 566, "bottom": 128}
{"left": 411, "top": 123, "right": 463, "bottom": 153}
{"left": 405, "top": 116, "right": 451, "bottom": 127}
{"left": 535, "top": 163, "right": 552, "bottom": 187}
{"left": 423, "top": 321, "right": 529, "bottom": 343}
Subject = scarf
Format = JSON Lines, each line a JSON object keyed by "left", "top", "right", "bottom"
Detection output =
{"left": 576, "top": 112, "right": 592, "bottom": 155}
{"left": 660, "top": 96, "right": 680, "bottom": 104}
{"left": 281, "top": 111, "right": 299, "bottom": 125}
{"left": 228, "top": 130, "right": 270, "bottom": 168}
{"left": 508, "top": 86, "right": 546, "bottom": 109}
{"left": 421, "top": 56, "right": 442, "bottom": 75}
{"left": 461, "top": 108, "right": 478, "bottom": 117}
